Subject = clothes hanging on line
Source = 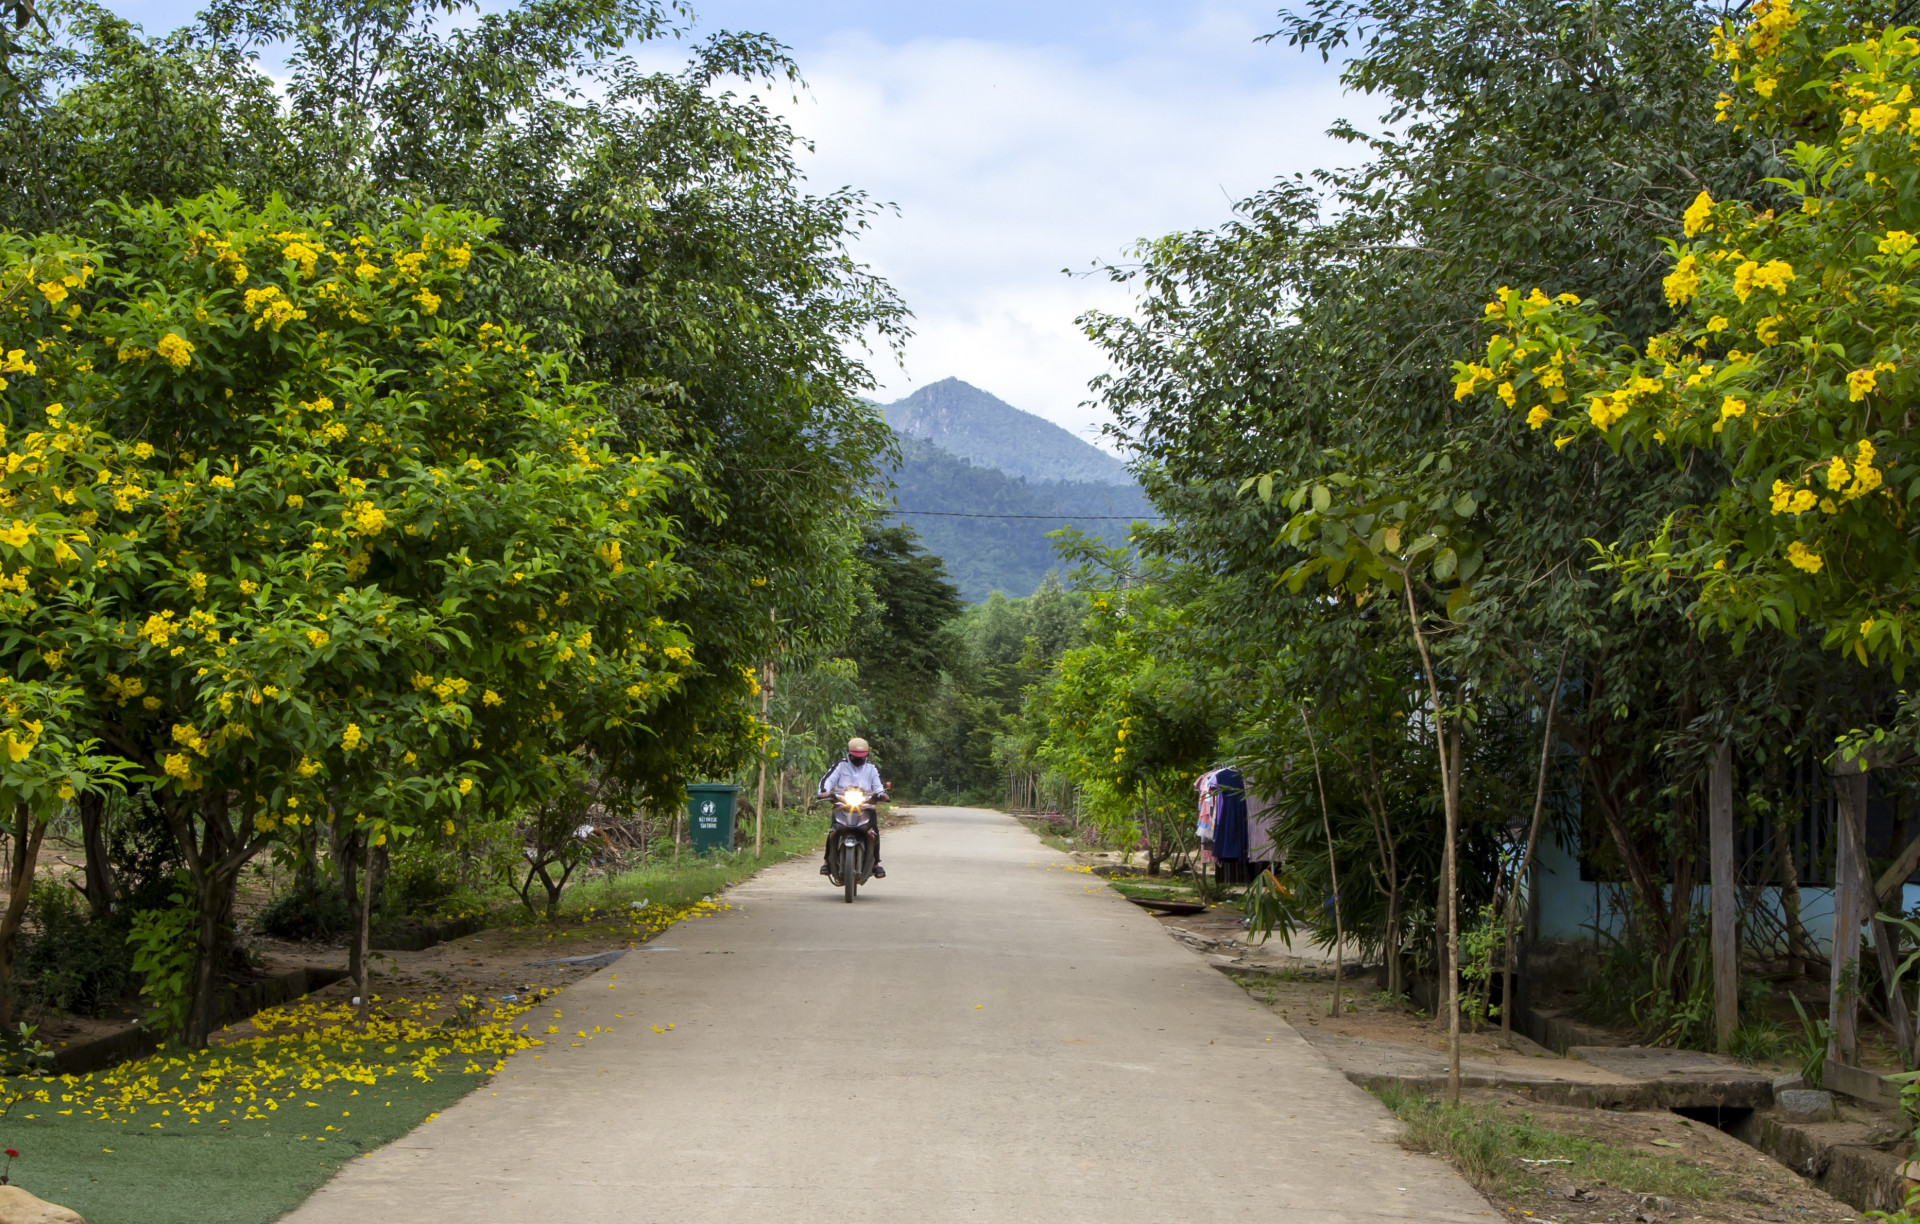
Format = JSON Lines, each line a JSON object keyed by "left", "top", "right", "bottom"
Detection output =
{"left": 1194, "top": 767, "right": 1224, "bottom": 841}
{"left": 1247, "top": 787, "right": 1281, "bottom": 863}
{"left": 1211, "top": 766, "right": 1249, "bottom": 862}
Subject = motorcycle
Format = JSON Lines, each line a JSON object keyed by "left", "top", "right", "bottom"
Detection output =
{"left": 826, "top": 785, "right": 881, "bottom": 902}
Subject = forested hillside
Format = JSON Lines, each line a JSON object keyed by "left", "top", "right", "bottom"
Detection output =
{"left": 884, "top": 378, "right": 1132, "bottom": 486}
{"left": 884, "top": 437, "right": 1153, "bottom": 600}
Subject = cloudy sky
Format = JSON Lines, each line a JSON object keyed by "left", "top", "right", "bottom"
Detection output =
{"left": 682, "top": 1, "right": 1356, "bottom": 447}
{"left": 117, "top": 0, "right": 1360, "bottom": 447}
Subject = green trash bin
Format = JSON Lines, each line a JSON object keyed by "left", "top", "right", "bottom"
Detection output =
{"left": 685, "top": 784, "right": 741, "bottom": 854}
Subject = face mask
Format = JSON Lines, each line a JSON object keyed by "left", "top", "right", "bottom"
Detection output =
{"left": 850, "top": 754, "right": 867, "bottom": 765}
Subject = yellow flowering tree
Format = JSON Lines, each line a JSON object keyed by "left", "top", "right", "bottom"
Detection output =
{"left": 0, "top": 193, "right": 690, "bottom": 1044}
{"left": 1455, "top": 0, "right": 1920, "bottom": 670}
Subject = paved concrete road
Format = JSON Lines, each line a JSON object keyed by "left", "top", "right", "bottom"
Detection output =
{"left": 286, "top": 807, "right": 1494, "bottom": 1223}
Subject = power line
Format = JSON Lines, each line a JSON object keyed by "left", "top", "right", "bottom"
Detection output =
{"left": 888, "top": 509, "right": 1162, "bottom": 521}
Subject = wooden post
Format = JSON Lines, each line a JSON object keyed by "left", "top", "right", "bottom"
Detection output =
{"left": 1830, "top": 758, "right": 1868, "bottom": 1066}
{"left": 756, "top": 659, "right": 771, "bottom": 858}
{"left": 1710, "top": 741, "right": 1738, "bottom": 1053}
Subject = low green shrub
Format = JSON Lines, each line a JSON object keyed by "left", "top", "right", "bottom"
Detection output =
{"left": 1727, "top": 1017, "right": 1786, "bottom": 1066}
{"left": 20, "top": 882, "right": 131, "bottom": 1016}
{"left": 386, "top": 847, "right": 461, "bottom": 915}
{"left": 253, "top": 883, "right": 353, "bottom": 941}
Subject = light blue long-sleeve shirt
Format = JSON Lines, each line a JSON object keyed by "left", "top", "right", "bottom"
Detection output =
{"left": 818, "top": 758, "right": 884, "bottom": 797}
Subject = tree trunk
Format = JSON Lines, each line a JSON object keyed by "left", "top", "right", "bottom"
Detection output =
{"left": 1300, "top": 706, "right": 1344, "bottom": 1018}
{"left": 341, "top": 824, "right": 363, "bottom": 996}
{"left": 1775, "top": 811, "right": 1807, "bottom": 976}
{"left": 1447, "top": 704, "right": 1463, "bottom": 1043}
{"left": 1502, "top": 646, "right": 1566, "bottom": 1041}
{"left": 157, "top": 786, "right": 258, "bottom": 1049}
{"left": 1710, "top": 741, "right": 1738, "bottom": 1053}
{"left": 1835, "top": 813, "right": 1917, "bottom": 1061}
{"left": 1365, "top": 782, "right": 1403, "bottom": 999}
{"left": 1358, "top": 721, "right": 1404, "bottom": 999}
{"left": 0, "top": 803, "right": 47, "bottom": 1024}
{"left": 78, "top": 790, "right": 116, "bottom": 919}
{"left": 184, "top": 857, "right": 242, "bottom": 1048}
{"left": 368, "top": 840, "right": 389, "bottom": 917}
{"left": 1402, "top": 575, "right": 1462, "bottom": 1104}
{"left": 295, "top": 815, "right": 317, "bottom": 894}
{"left": 1145, "top": 802, "right": 1162, "bottom": 876}
{"left": 354, "top": 831, "right": 372, "bottom": 1025}
{"left": 757, "top": 659, "right": 772, "bottom": 857}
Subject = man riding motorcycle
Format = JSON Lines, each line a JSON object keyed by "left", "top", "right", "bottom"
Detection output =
{"left": 819, "top": 737, "right": 887, "bottom": 879}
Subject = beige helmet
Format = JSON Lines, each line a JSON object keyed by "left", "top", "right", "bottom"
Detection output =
{"left": 847, "top": 737, "right": 870, "bottom": 758}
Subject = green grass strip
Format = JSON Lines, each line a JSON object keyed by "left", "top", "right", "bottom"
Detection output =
{"left": 1370, "top": 1083, "right": 1724, "bottom": 1200}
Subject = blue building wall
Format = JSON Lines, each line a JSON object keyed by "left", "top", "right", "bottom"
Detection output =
{"left": 1528, "top": 823, "right": 1918, "bottom": 952}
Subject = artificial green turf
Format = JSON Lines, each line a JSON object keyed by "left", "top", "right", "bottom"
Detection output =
{"left": 4, "top": 825, "right": 824, "bottom": 1223}
{"left": 2, "top": 1059, "right": 487, "bottom": 1224}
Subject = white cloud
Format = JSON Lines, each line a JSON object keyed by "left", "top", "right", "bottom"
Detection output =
{"left": 751, "top": 13, "right": 1355, "bottom": 447}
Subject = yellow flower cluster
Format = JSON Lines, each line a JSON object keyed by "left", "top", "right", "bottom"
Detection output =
{"left": 1770, "top": 480, "right": 1818, "bottom": 516}
{"left": 1682, "top": 190, "right": 1715, "bottom": 237}
{"left": 4, "top": 718, "right": 41, "bottom": 763}
{"left": 1714, "top": 396, "right": 1748, "bottom": 433}
{"left": 1664, "top": 254, "right": 1701, "bottom": 305}
{"left": 1732, "top": 258, "right": 1794, "bottom": 303}
{"left": 139, "top": 611, "right": 178, "bottom": 648}
{"left": 1847, "top": 362, "right": 1896, "bottom": 402}
{"left": 346, "top": 503, "right": 387, "bottom": 535}
{"left": 1786, "top": 540, "right": 1823, "bottom": 573}
{"left": 243, "top": 285, "right": 307, "bottom": 333}
{"left": 274, "top": 233, "right": 322, "bottom": 277}
{"left": 102, "top": 673, "right": 145, "bottom": 706}
{"left": 155, "top": 333, "right": 194, "bottom": 371}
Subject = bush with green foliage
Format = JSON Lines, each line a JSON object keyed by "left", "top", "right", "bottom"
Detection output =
{"left": 127, "top": 885, "right": 196, "bottom": 1038}
{"left": 253, "top": 883, "right": 354, "bottom": 943}
{"left": 20, "top": 881, "right": 130, "bottom": 1016}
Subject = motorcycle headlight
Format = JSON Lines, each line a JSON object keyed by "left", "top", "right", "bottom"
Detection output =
{"left": 843, "top": 787, "right": 866, "bottom": 807}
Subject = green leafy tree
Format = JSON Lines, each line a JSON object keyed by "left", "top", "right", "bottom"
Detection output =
{"left": 1052, "top": 0, "right": 1891, "bottom": 1077}
{"left": 840, "top": 524, "right": 963, "bottom": 780}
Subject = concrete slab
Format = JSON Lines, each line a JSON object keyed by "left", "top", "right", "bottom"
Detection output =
{"left": 1569, "top": 1046, "right": 1742, "bottom": 1075}
{"left": 283, "top": 806, "right": 1495, "bottom": 1223}
{"left": 1565, "top": 1045, "right": 1774, "bottom": 1109}
{"left": 1315, "top": 1031, "right": 1774, "bottom": 1110}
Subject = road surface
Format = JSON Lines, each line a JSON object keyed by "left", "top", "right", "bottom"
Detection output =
{"left": 286, "top": 805, "right": 1494, "bottom": 1223}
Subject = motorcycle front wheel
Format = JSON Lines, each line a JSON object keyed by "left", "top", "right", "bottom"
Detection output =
{"left": 843, "top": 845, "right": 859, "bottom": 903}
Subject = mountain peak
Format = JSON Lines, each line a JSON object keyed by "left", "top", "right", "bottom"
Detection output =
{"left": 883, "top": 379, "right": 1131, "bottom": 487}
